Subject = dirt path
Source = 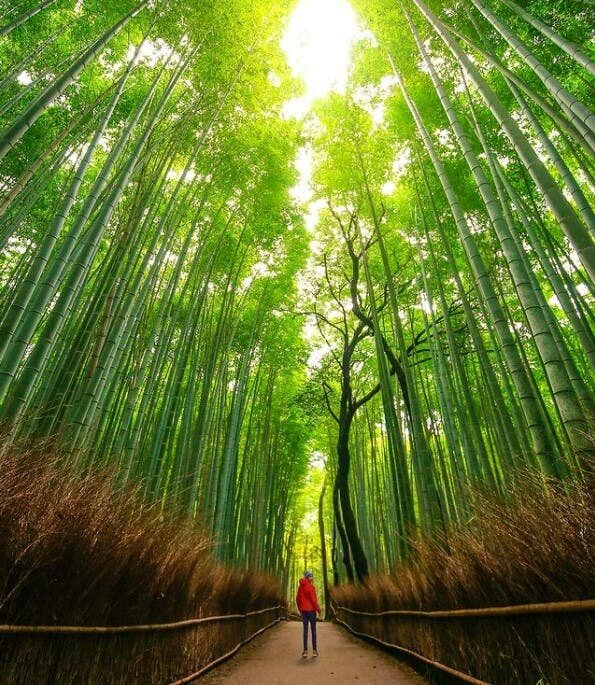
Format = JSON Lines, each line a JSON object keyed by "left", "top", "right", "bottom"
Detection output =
{"left": 199, "top": 620, "right": 428, "bottom": 684}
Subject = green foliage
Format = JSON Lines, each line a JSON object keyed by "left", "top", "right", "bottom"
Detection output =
{"left": 0, "top": 0, "right": 593, "bottom": 591}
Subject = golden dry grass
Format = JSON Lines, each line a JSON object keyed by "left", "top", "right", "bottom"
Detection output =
{"left": 331, "top": 475, "right": 595, "bottom": 684}
{"left": 0, "top": 440, "right": 284, "bottom": 684}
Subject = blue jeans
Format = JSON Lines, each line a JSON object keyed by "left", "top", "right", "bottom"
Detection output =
{"left": 301, "top": 611, "right": 317, "bottom": 650}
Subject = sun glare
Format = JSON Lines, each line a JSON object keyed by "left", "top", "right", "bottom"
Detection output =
{"left": 281, "top": 0, "right": 362, "bottom": 118}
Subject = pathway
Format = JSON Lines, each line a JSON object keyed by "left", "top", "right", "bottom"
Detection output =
{"left": 199, "top": 620, "right": 428, "bottom": 684}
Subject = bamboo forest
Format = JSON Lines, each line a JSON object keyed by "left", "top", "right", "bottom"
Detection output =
{"left": 0, "top": 1, "right": 593, "bottom": 683}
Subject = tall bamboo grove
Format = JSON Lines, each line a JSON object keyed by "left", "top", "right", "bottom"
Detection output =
{"left": 0, "top": 0, "right": 593, "bottom": 584}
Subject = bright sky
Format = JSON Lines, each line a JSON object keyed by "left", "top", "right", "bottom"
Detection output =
{"left": 281, "top": 0, "right": 364, "bottom": 365}
{"left": 282, "top": 0, "right": 364, "bottom": 208}
{"left": 281, "top": 0, "right": 362, "bottom": 118}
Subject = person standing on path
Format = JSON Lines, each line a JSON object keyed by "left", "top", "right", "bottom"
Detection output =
{"left": 296, "top": 570, "right": 321, "bottom": 658}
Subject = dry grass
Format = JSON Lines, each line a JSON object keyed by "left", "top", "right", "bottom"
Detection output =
{"left": 331, "top": 474, "right": 595, "bottom": 684}
{"left": 0, "top": 439, "right": 284, "bottom": 684}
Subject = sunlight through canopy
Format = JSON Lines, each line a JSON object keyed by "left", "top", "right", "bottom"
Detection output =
{"left": 281, "top": 0, "right": 361, "bottom": 117}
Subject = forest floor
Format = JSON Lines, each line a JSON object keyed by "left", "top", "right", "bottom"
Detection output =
{"left": 199, "top": 620, "right": 427, "bottom": 684}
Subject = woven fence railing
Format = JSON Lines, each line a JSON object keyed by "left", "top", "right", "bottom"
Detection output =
{"left": 0, "top": 604, "right": 283, "bottom": 634}
{"left": 333, "top": 598, "right": 595, "bottom": 619}
{"left": 0, "top": 605, "right": 284, "bottom": 684}
{"left": 332, "top": 599, "right": 595, "bottom": 685}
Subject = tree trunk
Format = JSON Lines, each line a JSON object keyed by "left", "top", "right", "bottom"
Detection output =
{"left": 336, "top": 406, "right": 369, "bottom": 582}
{"left": 318, "top": 476, "right": 331, "bottom": 618}
{"left": 332, "top": 478, "right": 354, "bottom": 583}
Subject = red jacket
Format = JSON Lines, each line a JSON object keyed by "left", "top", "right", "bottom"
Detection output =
{"left": 296, "top": 577, "right": 321, "bottom": 613}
